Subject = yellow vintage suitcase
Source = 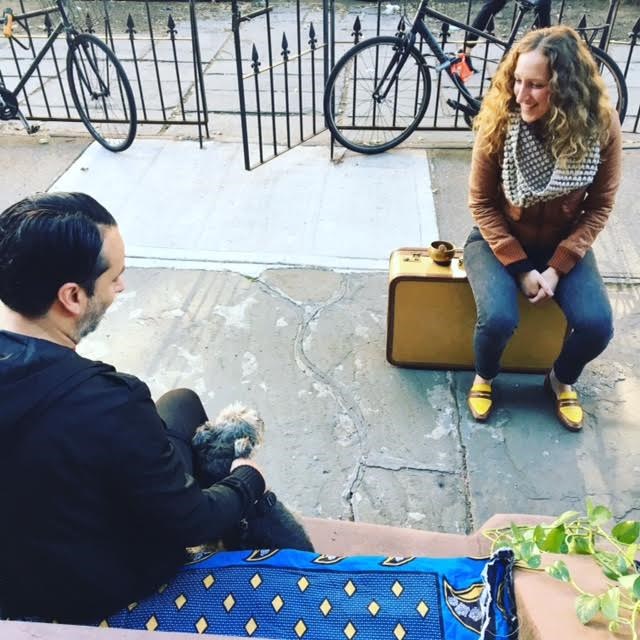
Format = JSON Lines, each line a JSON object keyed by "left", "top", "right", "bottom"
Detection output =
{"left": 387, "top": 247, "right": 568, "bottom": 372}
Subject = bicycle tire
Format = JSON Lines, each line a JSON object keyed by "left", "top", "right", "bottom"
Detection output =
{"left": 324, "top": 36, "right": 431, "bottom": 154}
{"left": 588, "top": 45, "right": 627, "bottom": 124}
{"left": 66, "top": 34, "right": 137, "bottom": 152}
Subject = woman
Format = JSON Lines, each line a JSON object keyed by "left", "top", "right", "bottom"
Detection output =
{"left": 464, "top": 25, "right": 622, "bottom": 431}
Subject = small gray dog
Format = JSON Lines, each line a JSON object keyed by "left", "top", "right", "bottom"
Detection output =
{"left": 191, "top": 403, "right": 314, "bottom": 552}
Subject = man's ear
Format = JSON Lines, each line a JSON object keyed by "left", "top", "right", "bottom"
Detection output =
{"left": 56, "top": 282, "right": 87, "bottom": 318}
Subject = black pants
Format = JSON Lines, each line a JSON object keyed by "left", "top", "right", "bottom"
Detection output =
{"left": 466, "top": 0, "right": 551, "bottom": 46}
{"left": 156, "top": 388, "right": 208, "bottom": 477}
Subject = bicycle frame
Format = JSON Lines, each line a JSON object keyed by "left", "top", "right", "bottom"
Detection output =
{"left": 373, "top": 0, "right": 536, "bottom": 114}
{"left": 4, "top": 0, "right": 73, "bottom": 96}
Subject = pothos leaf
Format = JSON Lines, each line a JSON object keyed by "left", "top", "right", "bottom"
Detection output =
{"left": 575, "top": 594, "right": 600, "bottom": 624}
{"left": 546, "top": 560, "right": 571, "bottom": 582}
{"left": 551, "top": 510, "right": 580, "bottom": 527}
{"left": 611, "top": 520, "right": 640, "bottom": 545}
{"left": 599, "top": 587, "right": 620, "bottom": 621}
{"left": 618, "top": 574, "right": 640, "bottom": 599}
{"left": 540, "top": 525, "right": 568, "bottom": 553}
{"left": 589, "top": 505, "right": 612, "bottom": 527}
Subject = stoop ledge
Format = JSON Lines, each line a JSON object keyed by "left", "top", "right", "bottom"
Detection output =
{"left": 1, "top": 514, "right": 631, "bottom": 640}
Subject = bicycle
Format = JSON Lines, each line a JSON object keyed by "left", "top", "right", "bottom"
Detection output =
{"left": 0, "top": 0, "right": 136, "bottom": 152}
{"left": 323, "top": 0, "right": 627, "bottom": 154}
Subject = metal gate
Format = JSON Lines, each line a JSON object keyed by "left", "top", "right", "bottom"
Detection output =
{"left": 230, "top": 0, "right": 334, "bottom": 170}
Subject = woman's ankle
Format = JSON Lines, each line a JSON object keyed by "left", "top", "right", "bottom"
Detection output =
{"left": 473, "top": 374, "right": 493, "bottom": 387}
{"left": 550, "top": 369, "right": 572, "bottom": 394}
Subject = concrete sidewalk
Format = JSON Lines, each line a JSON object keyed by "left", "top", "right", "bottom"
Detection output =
{"left": 1, "top": 131, "right": 640, "bottom": 535}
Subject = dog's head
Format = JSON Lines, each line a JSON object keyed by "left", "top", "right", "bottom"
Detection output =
{"left": 194, "top": 402, "right": 265, "bottom": 459}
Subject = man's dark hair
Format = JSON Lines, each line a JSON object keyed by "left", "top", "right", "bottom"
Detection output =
{"left": 0, "top": 192, "right": 117, "bottom": 317}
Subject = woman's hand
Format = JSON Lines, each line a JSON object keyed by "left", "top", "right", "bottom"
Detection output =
{"left": 517, "top": 269, "right": 554, "bottom": 304}
{"left": 540, "top": 267, "right": 560, "bottom": 295}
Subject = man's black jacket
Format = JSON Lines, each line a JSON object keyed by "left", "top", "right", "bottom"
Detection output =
{"left": 0, "top": 330, "right": 265, "bottom": 623}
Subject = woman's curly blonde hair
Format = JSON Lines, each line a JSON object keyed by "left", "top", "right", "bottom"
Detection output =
{"left": 474, "top": 25, "right": 612, "bottom": 164}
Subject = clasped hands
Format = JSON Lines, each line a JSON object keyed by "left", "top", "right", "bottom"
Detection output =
{"left": 517, "top": 267, "right": 559, "bottom": 304}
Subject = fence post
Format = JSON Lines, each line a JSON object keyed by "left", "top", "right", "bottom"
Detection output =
{"left": 231, "top": 0, "right": 251, "bottom": 170}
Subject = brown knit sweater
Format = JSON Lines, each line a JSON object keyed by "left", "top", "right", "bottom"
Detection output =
{"left": 468, "top": 115, "right": 622, "bottom": 274}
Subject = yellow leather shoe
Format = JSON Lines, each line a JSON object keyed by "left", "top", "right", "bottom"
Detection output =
{"left": 544, "top": 374, "right": 583, "bottom": 432}
{"left": 467, "top": 383, "right": 493, "bottom": 421}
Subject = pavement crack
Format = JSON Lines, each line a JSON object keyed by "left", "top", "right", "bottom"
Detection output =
{"left": 253, "top": 274, "right": 371, "bottom": 520}
{"left": 362, "top": 461, "right": 458, "bottom": 475}
{"left": 449, "top": 371, "right": 475, "bottom": 534}
{"left": 342, "top": 457, "right": 365, "bottom": 522}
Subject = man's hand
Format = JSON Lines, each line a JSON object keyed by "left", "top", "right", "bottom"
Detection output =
{"left": 517, "top": 269, "right": 554, "bottom": 304}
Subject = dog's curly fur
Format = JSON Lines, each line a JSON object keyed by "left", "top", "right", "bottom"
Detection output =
{"left": 191, "top": 403, "right": 314, "bottom": 552}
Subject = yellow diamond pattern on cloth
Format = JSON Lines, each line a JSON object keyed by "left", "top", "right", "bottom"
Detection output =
{"left": 195, "top": 617, "right": 209, "bottom": 634}
{"left": 391, "top": 580, "right": 404, "bottom": 597}
{"left": 223, "top": 593, "right": 236, "bottom": 612}
{"left": 343, "top": 621, "right": 357, "bottom": 639}
{"left": 393, "top": 623, "right": 407, "bottom": 640}
{"left": 297, "top": 576, "right": 310, "bottom": 592}
{"left": 145, "top": 615, "right": 159, "bottom": 631}
{"left": 127, "top": 602, "right": 138, "bottom": 612}
{"left": 320, "top": 598, "right": 332, "bottom": 616}
{"left": 272, "top": 594, "right": 284, "bottom": 613}
{"left": 99, "top": 620, "right": 109, "bottom": 628}
{"left": 417, "top": 600, "right": 430, "bottom": 618}
{"left": 367, "top": 600, "right": 380, "bottom": 616}
{"left": 174, "top": 594, "right": 187, "bottom": 610}
{"left": 294, "top": 619, "right": 308, "bottom": 637}
{"left": 251, "top": 573, "right": 263, "bottom": 589}
{"left": 202, "top": 574, "right": 215, "bottom": 589}
{"left": 245, "top": 617, "right": 258, "bottom": 636}
{"left": 344, "top": 579, "right": 357, "bottom": 597}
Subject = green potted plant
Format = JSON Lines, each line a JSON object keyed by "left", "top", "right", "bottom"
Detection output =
{"left": 483, "top": 500, "right": 640, "bottom": 637}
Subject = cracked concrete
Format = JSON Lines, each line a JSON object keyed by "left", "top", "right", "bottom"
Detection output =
{"left": 67, "top": 265, "right": 640, "bottom": 536}
{"left": 2, "top": 130, "right": 639, "bottom": 539}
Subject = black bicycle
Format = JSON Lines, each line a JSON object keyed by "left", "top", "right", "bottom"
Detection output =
{"left": 1, "top": 0, "right": 136, "bottom": 152}
{"left": 324, "top": 0, "right": 628, "bottom": 154}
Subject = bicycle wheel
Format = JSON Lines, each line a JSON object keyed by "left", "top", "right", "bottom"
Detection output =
{"left": 589, "top": 46, "right": 627, "bottom": 124}
{"left": 324, "top": 36, "right": 431, "bottom": 154}
{"left": 66, "top": 33, "right": 137, "bottom": 152}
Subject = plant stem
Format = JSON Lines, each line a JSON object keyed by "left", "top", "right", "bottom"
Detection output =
{"left": 569, "top": 578, "right": 590, "bottom": 596}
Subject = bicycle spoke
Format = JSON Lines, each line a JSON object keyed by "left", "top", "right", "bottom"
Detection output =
{"left": 325, "top": 37, "right": 431, "bottom": 153}
{"left": 66, "top": 34, "right": 136, "bottom": 152}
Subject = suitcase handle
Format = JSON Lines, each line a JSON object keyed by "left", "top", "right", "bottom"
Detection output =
{"left": 397, "top": 246, "right": 464, "bottom": 267}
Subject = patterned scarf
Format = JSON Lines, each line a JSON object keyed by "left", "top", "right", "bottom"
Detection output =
{"left": 502, "top": 113, "right": 600, "bottom": 208}
{"left": 95, "top": 548, "right": 519, "bottom": 639}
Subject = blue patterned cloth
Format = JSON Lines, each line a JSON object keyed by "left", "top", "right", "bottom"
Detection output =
{"left": 99, "top": 548, "right": 518, "bottom": 639}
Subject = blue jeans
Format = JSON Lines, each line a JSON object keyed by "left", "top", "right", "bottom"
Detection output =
{"left": 463, "top": 228, "right": 613, "bottom": 383}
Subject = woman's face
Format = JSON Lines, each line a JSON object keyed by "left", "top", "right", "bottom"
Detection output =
{"left": 513, "top": 50, "right": 552, "bottom": 123}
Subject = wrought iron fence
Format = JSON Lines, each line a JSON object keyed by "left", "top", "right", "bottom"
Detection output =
{"left": 329, "top": 0, "right": 639, "bottom": 135}
{"left": 0, "top": 0, "right": 208, "bottom": 144}
{"left": 1, "top": 0, "right": 638, "bottom": 165}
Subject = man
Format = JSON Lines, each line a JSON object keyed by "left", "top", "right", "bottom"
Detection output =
{"left": 0, "top": 193, "right": 266, "bottom": 623}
